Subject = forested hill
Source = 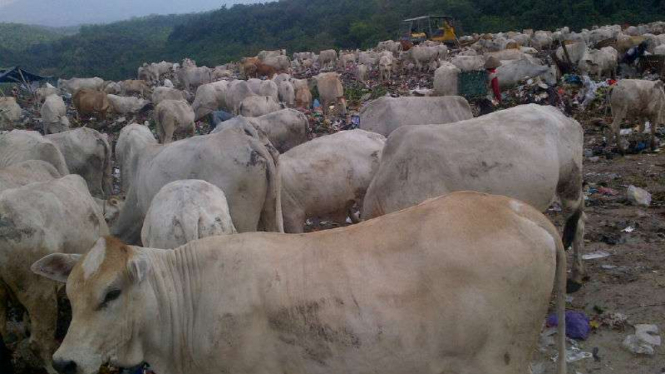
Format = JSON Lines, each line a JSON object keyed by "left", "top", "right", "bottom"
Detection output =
{"left": 2, "top": 0, "right": 665, "bottom": 80}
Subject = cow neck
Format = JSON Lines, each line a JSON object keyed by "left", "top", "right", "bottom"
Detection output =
{"left": 142, "top": 245, "right": 203, "bottom": 374}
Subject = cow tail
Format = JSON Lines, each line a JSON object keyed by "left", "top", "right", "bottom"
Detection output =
{"left": 253, "top": 137, "right": 283, "bottom": 233}
{"left": 98, "top": 134, "right": 113, "bottom": 198}
{"left": 555, "top": 233, "right": 568, "bottom": 374}
{"left": 562, "top": 207, "right": 582, "bottom": 250}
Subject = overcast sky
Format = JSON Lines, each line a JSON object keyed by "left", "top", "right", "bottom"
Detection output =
{"left": 0, "top": 0, "right": 263, "bottom": 27}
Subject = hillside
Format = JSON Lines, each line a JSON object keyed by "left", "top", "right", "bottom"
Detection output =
{"left": 0, "top": 23, "right": 76, "bottom": 51}
{"left": 1, "top": 0, "right": 665, "bottom": 80}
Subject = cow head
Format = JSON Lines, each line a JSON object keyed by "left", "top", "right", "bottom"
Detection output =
{"left": 32, "top": 237, "right": 155, "bottom": 374}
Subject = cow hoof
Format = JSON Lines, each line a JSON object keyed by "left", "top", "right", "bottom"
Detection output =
{"left": 566, "top": 279, "right": 583, "bottom": 294}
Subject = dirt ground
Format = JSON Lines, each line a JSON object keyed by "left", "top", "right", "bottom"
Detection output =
{"left": 534, "top": 117, "right": 665, "bottom": 374}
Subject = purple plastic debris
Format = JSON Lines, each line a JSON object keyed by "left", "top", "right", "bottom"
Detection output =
{"left": 547, "top": 310, "right": 591, "bottom": 340}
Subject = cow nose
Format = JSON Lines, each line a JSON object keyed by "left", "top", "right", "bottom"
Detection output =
{"left": 53, "top": 358, "right": 77, "bottom": 374}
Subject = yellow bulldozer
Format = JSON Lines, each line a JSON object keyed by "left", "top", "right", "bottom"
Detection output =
{"left": 400, "top": 15, "right": 460, "bottom": 47}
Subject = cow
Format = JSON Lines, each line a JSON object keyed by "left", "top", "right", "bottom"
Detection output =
{"left": 110, "top": 125, "right": 283, "bottom": 244}
{"left": 191, "top": 81, "right": 228, "bottom": 120}
{"left": 57, "top": 77, "right": 104, "bottom": 94}
{"left": 36, "top": 83, "right": 59, "bottom": 102}
{"left": 0, "top": 97, "right": 22, "bottom": 130}
{"left": 281, "top": 130, "right": 385, "bottom": 232}
{"left": 120, "top": 80, "right": 151, "bottom": 97}
{"left": 433, "top": 62, "right": 461, "bottom": 96}
{"left": 578, "top": 47, "right": 618, "bottom": 79}
{"left": 359, "top": 96, "right": 473, "bottom": 137}
{"left": 278, "top": 80, "right": 295, "bottom": 107}
{"left": 107, "top": 95, "right": 152, "bottom": 115}
{"left": 73, "top": 89, "right": 113, "bottom": 120}
{"left": 0, "top": 160, "right": 61, "bottom": 192}
{"left": 141, "top": 180, "right": 236, "bottom": 249}
{"left": 495, "top": 57, "right": 557, "bottom": 89}
{"left": 239, "top": 96, "right": 282, "bottom": 118}
{"left": 293, "top": 79, "right": 312, "bottom": 109}
{"left": 555, "top": 41, "right": 588, "bottom": 65}
{"left": 319, "top": 49, "right": 338, "bottom": 70}
{"left": 356, "top": 63, "right": 369, "bottom": 84}
{"left": 177, "top": 62, "right": 212, "bottom": 92}
{"left": 378, "top": 55, "right": 394, "bottom": 82}
{"left": 115, "top": 124, "right": 157, "bottom": 193}
{"left": 363, "top": 104, "right": 585, "bottom": 289}
{"left": 32, "top": 191, "right": 567, "bottom": 374}
{"left": 40, "top": 94, "right": 70, "bottom": 134}
{"left": 312, "top": 73, "right": 346, "bottom": 116}
{"left": 46, "top": 128, "right": 113, "bottom": 198}
{"left": 1, "top": 175, "right": 108, "bottom": 373}
{"left": 212, "top": 109, "right": 308, "bottom": 154}
{"left": 93, "top": 196, "right": 125, "bottom": 227}
{"left": 450, "top": 55, "right": 485, "bottom": 71}
{"left": 410, "top": 45, "right": 439, "bottom": 71}
{"left": 0, "top": 130, "right": 70, "bottom": 176}
{"left": 224, "top": 80, "right": 257, "bottom": 114}
{"left": 608, "top": 79, "right": 665, "bottom": 153}
{"left": 151, "top": 87, "right": 187, "bottom": 106}
{"left": 247, "top": 79, "right": 279, "bottom": 102}
{"left": 154, "top": 100, "right": 196, "bottom": 144}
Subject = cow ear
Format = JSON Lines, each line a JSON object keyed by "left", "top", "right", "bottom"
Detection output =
{"left": 127, "top": 252, "right": 151, "bottom": 284}
{"left": 31, "top": 253, "right": 82, "bottom": 283}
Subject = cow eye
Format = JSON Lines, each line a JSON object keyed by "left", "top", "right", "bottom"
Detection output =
{"left": 100, "top": 289, "right": 121, "bottom": 308}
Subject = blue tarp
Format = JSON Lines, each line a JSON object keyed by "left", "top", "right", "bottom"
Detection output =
{"left": 0, "top": 66, "right": 48, "bottom": 84}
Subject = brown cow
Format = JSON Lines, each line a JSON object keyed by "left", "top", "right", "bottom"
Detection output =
{"left": 120, "top": 79, "right": 151, "bottom": 97}
{"left": 73, "top": 89, "right": 113, "bottom": 120}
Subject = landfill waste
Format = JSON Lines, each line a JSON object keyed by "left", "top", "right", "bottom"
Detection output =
{"left": 547, "top": 311, "right": 591, "bottom": 340}
{"left": 622, "top": 226, "right": 636, "bottom": 233}
{"left": 627, "top": 185, "right": 652, "bottom": 207}
{"left": 622, "top": 324, "right": 662, "bottom": 356}
{"left": 598, "top": 186, "right": 618, "bottom": 196}
{"left": 582, "top": 250, "right": 611, "bottom": 260}
{"left": 552, "top": 344, "right": 593, "bottom": 363}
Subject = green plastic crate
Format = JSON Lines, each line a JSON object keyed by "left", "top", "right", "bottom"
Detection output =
{"left": 458, "top": 70, "right": 488, "bottom": 99}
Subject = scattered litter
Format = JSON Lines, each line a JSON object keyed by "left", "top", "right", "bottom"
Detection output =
{"left": 600, "top": 313, "right": 628, "bottom": 330}
{"left": 601, "top": 264, "right": 617, "bottom": 270}
{"left": 598, "top": 186, "right": 618, "bottom": 196}
{"left": 622, "top": 325, "right": 661, "bottom": 356}
{"left": 553, "top": 346, "right": 593, "bottom": 363}
{"left": 583, "top": 250, "right": 611, "bottom": 260}
{"left": 547, "top": 311, "right": 591, "bottom": 340}
{"left": 627, "top": 185, "right": 652, "bottom": 207}
{"left": 622, "top": 226, "right": 635, "bottom": 233}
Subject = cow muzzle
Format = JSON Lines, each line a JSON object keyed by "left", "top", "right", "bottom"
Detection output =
{"left": 52, "top": 358, "right": 77, "bottom": 374}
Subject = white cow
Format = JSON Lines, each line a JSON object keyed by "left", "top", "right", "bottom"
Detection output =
{"left": 110, "top": 125, "right": 283, "bottom": 244}
{"left": 433, "top": 62, "right": 462, "bottom": 96}
{"left": 152, "top": 87, "right": 187, "bottom": 106}
{"left": 239, "top": 96, "right": 282, "bottom": 118}
{"left": 578, "top": 47, "right": 618, "bottom": 79}
{"left": 359, "top": 96, "right": 473, "bottom": 137}
{"left": 496, "top": 57, "right": 557, "bottom": 89}
{"left": 281, "top": 130, "right": 385, "bottom": 232}
{"left": 212, "top": 109, "right": 308, "bottom": 153}
{"left": 0, "top": 130, "right": 70, "bottom": 176}
{"left": 313, "top": 73, "right": 346, "bottom": 116}
{"left": 0, "top": 97, "right": 21, "bottom": 130}
{"left": 247, "top": 79, "right": 279, "bottom": 102}
{"left": 319, "top": 49, "right": 338, "bottom": 70}
{"left": 192, "top": 81, "right": 228, "bottom": 120}
{"left": 154, "top": 100, "right": 196, "bottom": 144}
{"left": 115, "top": 124, "right": 157, "bottom": 193}
{"left": 1, "top": 175, "right": 108, "bottom": 372}
{"left": 57, "top": 77, "right": 104, "bottom": 94}
{"left": 278, "top": 80, "right": 295, "bottom": 107}
{"left": 107, "top": 94, "right": 152, "bottom": 115}
{"left": 40, "top": 94, "right": 70, "bottom": 134}
{"left": 609, "top": 79, "right": 665, "bottom": 153}
{"left": 141, "top": 180, "right": 236, "bottom": 249}
{"left": 363, "top": 104, "right": 586, "bottom": 288}
{"left": 32, "top": 192, "right": 567, "bottom": 374}
{"left": 46, "top": 128, "right": 112, "bottom": 198}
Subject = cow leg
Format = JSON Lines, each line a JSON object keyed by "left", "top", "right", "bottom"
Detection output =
{"left": 557, "top": 163, "right": 586, "bottom": 293}
{"left": 14, "top": 279, "right": 58, "bottom": 373}
{"left": 610, "top": 108, "right": 626, "bottom": 154}
{"left": 649, "top": 114, "right": 659, "bottom": 151}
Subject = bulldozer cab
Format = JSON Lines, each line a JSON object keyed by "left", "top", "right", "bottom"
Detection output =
{"left": 400, "top": 15, "right": 459, "bottom": 46}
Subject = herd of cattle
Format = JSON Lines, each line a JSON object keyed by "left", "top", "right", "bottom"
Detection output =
{"left": 1, "top": 19, "right": 665, "bottom": 374}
